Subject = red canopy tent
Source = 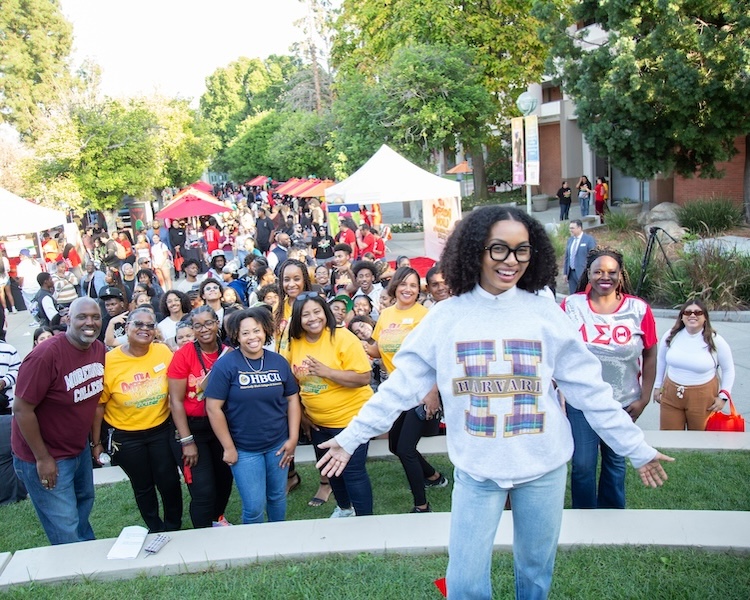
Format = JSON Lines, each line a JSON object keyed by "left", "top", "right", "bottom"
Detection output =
{"left": 297, "top": 179, "right": 334, "bottom": 198}
{"left": 188, "top": 180, "right": 214, "bottom": 193}
{"left": 273, "top": 178, "right": 303, "bottom": 195}
{"left": 245, "top": 175, "right": 268, "bottom": 187}
{"left": 156, "top": 187, "right": 232, "bottom": 220}
{"left": 284, "top": 179, "right": 322, "bottom": 197}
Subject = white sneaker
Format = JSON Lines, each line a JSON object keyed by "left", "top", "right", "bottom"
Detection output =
{"left": 11, "top": 307, "right": 17, "bottom": 314}
{"left": 330, "top": 506, "right": 355, "bottom": 519}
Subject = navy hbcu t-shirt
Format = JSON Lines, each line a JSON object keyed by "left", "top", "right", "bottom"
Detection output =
{"left": 204, "top": 350, "right": 299, "bottom": 453}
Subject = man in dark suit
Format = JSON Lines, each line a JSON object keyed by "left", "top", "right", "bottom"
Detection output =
{"left": 563, "top": 220, "right": 596, "bottom": 293}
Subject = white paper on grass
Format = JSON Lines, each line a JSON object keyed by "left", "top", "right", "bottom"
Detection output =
{"left": 107, "top": 525, "right": 148, "bottom": 559}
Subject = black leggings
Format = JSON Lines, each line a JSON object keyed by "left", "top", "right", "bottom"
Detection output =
{"left": 111, "top": 419, "right": 183, "bottom": 532}
{"left": 388, "top": 408, "right": 440, "bottom": 507}
{"left": 172, "top": 416, "right": 233, "bottom": 528}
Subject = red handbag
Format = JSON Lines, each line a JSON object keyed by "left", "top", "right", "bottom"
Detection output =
{"left": 705, "top": 392, "right": 745, "bottom": 432}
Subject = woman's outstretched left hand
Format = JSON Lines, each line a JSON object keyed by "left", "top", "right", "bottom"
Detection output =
{"left": 316, "top": 438, "right": 352, "bottom": 478}
{"left": 637, "top": 452, "right": 675, "bottom": 488}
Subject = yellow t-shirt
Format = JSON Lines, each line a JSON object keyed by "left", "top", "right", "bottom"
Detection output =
{"left": 276, "top": 300, "right": 294, "bottom": 352}
{"left": 280, "top": 327, "right": 372, "bottom": 428}
{"left": 100, "top": 343, "right": 173, "bottom": 431}
{"left": 373, "top": 302, "right": 428, "bottom": 374}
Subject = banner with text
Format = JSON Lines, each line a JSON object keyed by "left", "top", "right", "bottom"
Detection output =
{"left": 511, "top": 117, "right": 525, "bottom": 185}
{"left": 423, "top": 197, "right": 462, "bottom": 260}
{"left": 524, "top": 115, "right": 540, "bottom": 186}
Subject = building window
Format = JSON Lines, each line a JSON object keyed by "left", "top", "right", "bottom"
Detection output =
{"left": 542, "top": 86, "right": 562, "bottom": 103}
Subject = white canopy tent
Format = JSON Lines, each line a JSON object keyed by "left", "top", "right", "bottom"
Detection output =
{"left": 325, "top": 145, "right": 461, "bottom": 259}
{"left": 0, "top": 187, "right": 66, "bottom": 237}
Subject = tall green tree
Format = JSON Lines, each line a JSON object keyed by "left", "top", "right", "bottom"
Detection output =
{"left": 268, "top": 110, "right": 333, "bottom": 179}
{"left": 536, "top": 0, "right": 750, "bottom": 204}
{"left": 146, "top": 97, "right": 215, "bottom": 188}
{"left": 222, "top": 110, "right": 287, "bottom": 181}
{"left": 379, "top": 44, "right": 496, "bottom": 167}
{"left": 332, "top": 0, "right": 549, "bottom": 196}
{"left": 0, "top": 0, "right": 73, "bottom": 137}
{"left": 30, "top": 99, "right": 163, "bottom": 212}
{"left": 199, "top": 55, "right": 300, "bottom": 164}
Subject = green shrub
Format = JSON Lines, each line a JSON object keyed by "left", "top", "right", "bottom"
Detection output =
{"left": 461, "top": 187, "right": 524, "bottom": 211}
{"left": 606, "top": 211, "right": 637, "bottom": 232}
{"left": 650, "top": 243, "right": 750, "bottom": 309}
{"left": 390, "top": 221, "right": 423, "bottom": 233}
{"left": 676, "top": 198, "right": 744, "bottom": 235}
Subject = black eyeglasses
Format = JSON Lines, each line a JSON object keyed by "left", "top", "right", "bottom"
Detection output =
{"left": 129, "top": 321, "right": 156, "bottom": 330}
{"left": 484, "top": 243, "right": 534, "bottom": 263}
{"left": 294, "top": 291, "right": 320, "bottom": 303}
{"left": 683, "top": 309, "right": 705, "bottom": 317}
{"left": 192, "top": 320, "right": 219, "bottom": 331}
{"left": 203, "top": 285, "right": 221, "bottom": 292}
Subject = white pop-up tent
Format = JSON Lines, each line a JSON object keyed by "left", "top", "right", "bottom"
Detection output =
{"left": 0, "top": 187, "right": 66, "bottom": 237}
{"left": 325, "top": 145, "right": 461, "bottom": 259}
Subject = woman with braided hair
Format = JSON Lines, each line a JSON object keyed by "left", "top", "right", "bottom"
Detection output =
{"left": 561, "top": 246, "right": 658, "bottom": 509}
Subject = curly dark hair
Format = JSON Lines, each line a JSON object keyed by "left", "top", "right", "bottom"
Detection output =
{"left": 352, "top": 260, "right": 379, "bottom": 281}
{"left": 225, "top": 306, "right": 275, "bottom": 347}
{"left": 159, "top": 289, "right": 191, "bottom": 317}
{"left": 441, "top": 206, "right": 557, "bottom": 295}
{"left": 275, "top": 259, "right": 312, "bottom": 331}
{"left": 576, "top": 246, "right": 633, "bottom": 296}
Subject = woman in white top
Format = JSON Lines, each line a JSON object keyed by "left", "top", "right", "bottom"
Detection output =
{"left": 151, "top": 235, "right": 173, "bottom": 291}
{"left": 158, "top": 290, "right": 191, "bottom": 349}
{"left": 654, "top": 299, "right": 735, "bottom": 430}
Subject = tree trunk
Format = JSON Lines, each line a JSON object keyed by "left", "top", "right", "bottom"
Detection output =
{"left": 470, "top": 145, "right": 488, "bottom": 201}
{"left": 744, "top": 133, "right": 750, "bottom": 223}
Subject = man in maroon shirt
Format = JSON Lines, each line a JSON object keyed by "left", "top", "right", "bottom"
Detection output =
{"left": 11, "top": 297, "right": 105, "bottom": 545}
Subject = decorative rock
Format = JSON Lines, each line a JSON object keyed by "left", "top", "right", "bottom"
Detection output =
{"left": 638, "top": 202, "right": 680, "bottom": 226}
{"left": 642, "top": 220, "right": 688, "bottom": 241}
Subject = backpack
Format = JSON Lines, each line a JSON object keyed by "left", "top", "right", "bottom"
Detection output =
{"left": 113, "top": 240, "right": 127, "bottom": 260}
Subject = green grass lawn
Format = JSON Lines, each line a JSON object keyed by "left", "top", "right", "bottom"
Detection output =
{"left": 1, "top": 451, "right": 749, "bottom": 598}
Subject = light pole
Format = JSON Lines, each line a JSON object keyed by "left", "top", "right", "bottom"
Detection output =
{"left": 516, "top": 92, "right": 538, "bottom": 215}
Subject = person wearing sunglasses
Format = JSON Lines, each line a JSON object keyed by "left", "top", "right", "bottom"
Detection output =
{"left": 654, "top": 299, "right": 735, "bottom": 430}
{"left": 167, "top": 306, "right": 233, "bottom": 528}
{"left": 280, "top": 291, "right": 374, "bottom": 517}
{"left": 561, "top": 246, "right": 657, "bottom": 510}
{"left": 93, "top": 306, "right": 183, "bottom": 532}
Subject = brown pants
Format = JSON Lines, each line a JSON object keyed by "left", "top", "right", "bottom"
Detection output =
{"left": 660, "top": 376, "right": 718, "bottom": 431}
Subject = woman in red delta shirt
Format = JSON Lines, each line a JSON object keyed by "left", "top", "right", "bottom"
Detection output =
{"left": 167, "top": 305, "right": 233, "bottom": 528}
{"left": 561, "top": 246, "right": 657, "bottom": 510}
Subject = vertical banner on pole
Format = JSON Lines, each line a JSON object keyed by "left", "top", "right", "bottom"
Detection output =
{"left": 511, "top": 117, "right": 525, "bottom": 186}
{"left": 524, "top": 115, "right": 540, "bottom": 186}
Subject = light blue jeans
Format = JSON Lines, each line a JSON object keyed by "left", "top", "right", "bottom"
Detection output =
{"left": 446, "top": 464, "right": 567, "bottom": 599}
{"left": 13, "top": 447, "right": 95, "bottom": 545}
{"left": 231, "top": 446, "right": 288, "bottom": 524}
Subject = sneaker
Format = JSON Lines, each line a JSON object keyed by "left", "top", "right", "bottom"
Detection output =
{"left": 424, "top": 474, "right": 448, "bottom": 488}
{"left": 11, "top": 307, "right": 17, "bottom": 314}
{"left": 410, "top": 503, "right": 432, "bottom": 513}
{"left": 330, "top": 506, "right": 355, "bottom": 519}
{"left": 212, "top": 515, "right": 232, "bottom": 527}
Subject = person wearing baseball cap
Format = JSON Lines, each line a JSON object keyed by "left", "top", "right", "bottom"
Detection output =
{"left": 99, "top": 286, "right": 128, "bottom": 347}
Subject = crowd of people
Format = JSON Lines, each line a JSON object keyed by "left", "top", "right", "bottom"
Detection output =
{"left": 0, "top": 190, "right": 738, "bottom": 598}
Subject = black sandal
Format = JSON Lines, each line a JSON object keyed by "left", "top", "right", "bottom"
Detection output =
{"left": 308, "top": 481, "right": 332, "bottom": 507}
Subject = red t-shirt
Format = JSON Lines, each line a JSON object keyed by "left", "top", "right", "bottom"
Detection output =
{"left": 204, "top": 226, "right": 220, "bottom": 254}
{"left": 339, "top": 229, "right": 357, "bottom": 258}
{"left": 11, "top": 335, "right": 106, "bottom": 461}
{"left": 372, "top": 238, "right": 386, "bottom": 260}
{"left": 359, "top": 232, "right": 375, "bottom": 257}
{"left": 167, "top": 342, "right": 222, "bottom": 417}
